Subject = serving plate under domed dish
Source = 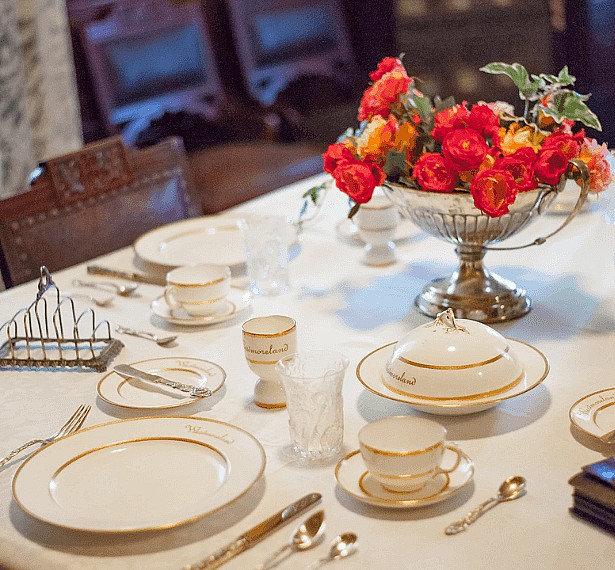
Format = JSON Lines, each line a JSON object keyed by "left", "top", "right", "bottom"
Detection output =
{"left": 356, "top": 339, "right": 549, "bottom": 415}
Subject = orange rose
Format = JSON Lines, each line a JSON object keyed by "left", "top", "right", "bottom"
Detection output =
{"left": 393, "top": 121, "right": 417, "bottom": 156}
{"left": 577, "top": 138, "right": 614, "bottom": 192}
{"left": 323, "top": 142, "right": 356, "bottom": 175}
{"left": 499, "top": 123, "right": 545, "bottom": 155}
{"left": 332, "top": 157, "right": 385, "bottom": 204}
{"left": 470, "top": 169, "right": 517, "bottom": 217}
{"left": 358, "top": 70, "right": 411, "bottom": 122}
{"left": 534, "top": 148, "right": 568, "bottom": 185}
{"left": 355, "top": 115, "right": 397, "bottom": 162}
{"left": 442, "top": 128, "right": 488, "bottom": 171}
{"left": 431, "top": 103, "right": 470, "bottom": 142}
{"left": 413, "top": 153, "right": 456, "bottom": 192}
{"left": 369, "top": 57, "right": 407, "bottom": 82}
{"left": 493, "top": 156, "right": 538, "bottom": 192}
{"left": 541, "top": 132, "right": 581, "bottom": 161}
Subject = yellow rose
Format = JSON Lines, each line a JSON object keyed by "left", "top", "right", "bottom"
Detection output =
{"left": 499, "top": 123, "right": 545, "bottom": 155}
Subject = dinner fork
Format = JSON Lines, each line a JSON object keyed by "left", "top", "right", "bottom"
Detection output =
{"left": 0, "top": 404, "right": 91, "bottom": 468}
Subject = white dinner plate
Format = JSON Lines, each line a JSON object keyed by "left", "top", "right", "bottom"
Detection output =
{"left": 336, "top": 217, "right": 422, "bottom": 245}
{"left": 150, "top": 286, "right": 252, "bottom": 326}
{"left": 356, "top": 339, "right": 549, "bottom": 415}
{"left": 97, "top": 357, "right": 226, "bottom": 410}
{"left": 134, "top": 215, "right": 245, "bottom": 270}
{"left": 335, "top": 447, "right": 474, "bottom": 509}
{"left": 12, "top": 416, "right": 265, "bottom": 532}
{"left": 569, "top": 388, "right": 615, "bottom": 443}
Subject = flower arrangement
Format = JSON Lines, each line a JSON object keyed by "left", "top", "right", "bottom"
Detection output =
{"left": 312, "top": 57, "right": 613, "bottom": 218}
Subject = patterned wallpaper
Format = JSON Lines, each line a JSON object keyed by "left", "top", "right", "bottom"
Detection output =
{"left": 0, "top": 0, "right": 82, "bottom": 200}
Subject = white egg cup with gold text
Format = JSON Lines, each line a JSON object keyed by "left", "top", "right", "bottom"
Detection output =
{"left": 242, "top": 315, "right": 297, "bottom": 409}
{"left": 355, "top": 195, "right": 399, "bottom": 266}
{"left": 165, "top": 264, "right": 231, "bottom": 317}
{"left": 359, "top": 416, "right": 462, "bottom": 492}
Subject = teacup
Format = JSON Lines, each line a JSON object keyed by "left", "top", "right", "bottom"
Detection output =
{"left": 165, "top": 264, "right": 231, "bottom": 316}
{"left": 355, "top": 194, "right": 399, "bottom": 266}
{"left": 242, "top": 315, "right": 297, "bottom": 408}
{"left": 358, "top": 416, "right": 462, "bottom": 492}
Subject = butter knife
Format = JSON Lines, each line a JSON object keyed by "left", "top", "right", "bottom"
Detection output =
{"left": 87, "top": 265, "right": 165, "bottom": 285}
{"left": 113, "top": 364, "right": 211, "bottom": 398}
{"left": 182, "top": 493, "right": 322, "bottom": 570}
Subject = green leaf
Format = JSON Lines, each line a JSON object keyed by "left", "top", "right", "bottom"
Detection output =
{"left": 302, "top": 183, "right": 325, "bottom": 204}
{"left": 541, "top": 90, "right": 602, "bottom": 131}
{"left": 383, "top": 149, "right": 409, "bottom": 179}
{"left": 348, "top": 202, "right": 361, "bottom": 219}
{"left": 557, "top": 66, "right": 576, "bottom": 86}
{"left": 434, "top": 95, "right": 456, "bottom": 113}
{"left": 413, "top": 93, "right": 433, "bottom": 121}
{"left": 480, "top": 62, "right": 541, "bottom": 99}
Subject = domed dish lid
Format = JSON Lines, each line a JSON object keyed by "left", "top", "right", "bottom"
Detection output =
{"left": 391, "top": 309, "right": 510, "bottom": 367}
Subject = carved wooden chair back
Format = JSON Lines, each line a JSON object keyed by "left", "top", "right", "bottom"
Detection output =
{"left": 0, "top": 136, "right": 198, "bottom": 288}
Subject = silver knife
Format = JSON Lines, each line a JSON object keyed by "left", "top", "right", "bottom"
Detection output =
{"left": 113, "top": 364, "right": 211, "bottom": 398}
{"left": 87, "top": 265, "right": 165, "bottom": 286}
{"left": 182, "top": 493, "right": 322, "bottom": 569}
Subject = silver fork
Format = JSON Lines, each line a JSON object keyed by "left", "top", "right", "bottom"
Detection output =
{"left": 0, "top": 404, "right": 91, "bottom": 468}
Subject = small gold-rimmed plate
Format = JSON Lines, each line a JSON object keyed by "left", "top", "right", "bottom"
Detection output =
{"left": 150, "top": 286, "right": 252, "bottom": 326}
{"left": 356, "top": 339, "right": 549, "bottom": 415}
{"left": 569, "top": 388, "right": 615, "bottom": 443}
{"left": 336, "top": 217, "right": 422, "bottom": 245}
{"left": 97, "top": 357, "right": 226, "bottom": 410}
{"left": 335, "top": 447, "right": 474, "bottom": 509}
{"left": 12, "top": 416, "right": 265, "bottom": 532}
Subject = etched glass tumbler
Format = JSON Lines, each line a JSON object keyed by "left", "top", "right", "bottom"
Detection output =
{"left": 275, "top": 350, "right": 349, "bottom": 460}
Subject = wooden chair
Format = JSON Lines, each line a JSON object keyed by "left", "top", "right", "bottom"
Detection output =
{"left": 0, "top": 136, "right": 198, "bottom": 288}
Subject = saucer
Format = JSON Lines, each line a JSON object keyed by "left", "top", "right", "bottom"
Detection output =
{"left": 336, "top": 217, "right": 421, "bottom": 245}
{"left": 151, "top": 286, "right": 252, "bottom": 326}
{"left": 335, "top": 447, "right": 474, "bottom": 508}
{"left": 97, "top": 357, "right": 226, "bottom": 410}
{"left": 356, "top": 339, "right": 549, "bottom": 415}
{"left": 569, "top": 388, "right": 615, "bottom": 443}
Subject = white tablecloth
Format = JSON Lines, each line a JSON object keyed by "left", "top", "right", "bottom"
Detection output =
{"left": 0, "top": 174, "right": 614, "bottom": 569}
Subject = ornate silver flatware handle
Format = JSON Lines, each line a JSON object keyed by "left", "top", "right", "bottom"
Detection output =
{"left": 113, "top": 364, "right": 211, "bottom": 398}
{"left": 0, "top": 438, "right": 45, "bottom": 468}
{"left": 445, "top": 497, "right": 498, "bottom": 535}
{"left": 183, "top": 538, "right": 248, "bottom": 569}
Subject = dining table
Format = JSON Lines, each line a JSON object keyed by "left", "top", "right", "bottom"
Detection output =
{"left": 0, "top": 172, "right": 614, "bottom": 569}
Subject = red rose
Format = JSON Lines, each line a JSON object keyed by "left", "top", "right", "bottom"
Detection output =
{"left": 470, "top": 169, "right": 517, "bottom": 217}
{"left": 369, "top": 57, "right": 407, "bottom": 82}
{"left": 442, "top": 128, "right": 489, "bottom": 171}
{"left": 332, "top": 158, "right": 385, "bottom": 204}
{"left": 541, "top": 132, "right": 581, "bottom": 161}
{"left": 534, "top": 148, "right": 569, "bottom": 185}
{"left": 493, "top": 156, "right": 538, "bottom": 192}
{"left": 510, "top": 146, "right": 537, "bottom": 165}
{"left": 431, "top": 103, "right": 470, "bottom": 142}
{"left": 467, "top": 104, "right": 500, "bottom": 140}
{"left": 413, "top": 153, "right": 457, "bottom": 192}
{"left": 323, "top": 143, "right": 355, "bottom": 175}
{"left": 358, "top": 71, "right": 411, "bottom": 122}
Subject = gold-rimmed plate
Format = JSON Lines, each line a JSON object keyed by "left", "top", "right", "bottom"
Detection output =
{"left": 335, "top": 448, "right": 473, "bottom": 508}
{"left": 134, "top": 215, "right": 246, "bottom": 270}
{"left": 97, "top": 357, "right": 226, "bottom": 410}
{"left": 356, "top": 339, "right": 549, "bottom": 415}
{"left": 569, "top": 388, "right": 615, "bottom": 443}
{"left": 12, "top": 416, "right": 265, "bottom": 532}
{"left": 150, "top": 286, "right": 252, "bottom": 326}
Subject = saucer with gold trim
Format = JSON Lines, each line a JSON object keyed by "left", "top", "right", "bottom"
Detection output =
{"left": 335, "top": 447, "right": 474, "bottom": 509}
{"left": 569, "top": 388, "right": 615, "bottom": 443}
{"left": 355, "top": 339, "right": 549, "bottom": 416}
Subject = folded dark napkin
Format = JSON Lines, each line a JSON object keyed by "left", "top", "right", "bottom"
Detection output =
{"left": 569, "top": 457, "right": 615, "bottom": 535}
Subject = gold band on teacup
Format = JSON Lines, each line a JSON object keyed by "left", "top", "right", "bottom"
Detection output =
{"left": 167, "top": 276, "right": 227, "bottom": 288}
{"left": 368, "top": 467, "right": 435, "bottom": 479}
{"left": 361, "top": 440, "right": 442, "bottom": 456}
{"left": 178, "top": 296, "right": 226, "bottom": 305}
{"left": 381, "top": 370, "right": 524, "bottom": 401}
{"left": 245, "top": 358, "right": 278, "bottom": 365}
{"left": 359, "top": 471, "right": 450, "bottom": 498}
{"left": 397, "top": 346, "right": 509, "bottom": 370}
{"left": 356, "top": 224, "right": 398, "bottom": 232}
{"left": 242, "top": 319, "right": 297, "bottom": 338}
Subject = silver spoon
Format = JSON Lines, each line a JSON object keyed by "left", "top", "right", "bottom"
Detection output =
{"left": 306, "top": 533, "right": 358, "bottom": 569}
{"left": 445, "top": 475, "right": 527, "bottom": 535}
{"left": 73, "top": 279, "right": 138, "bottom": 297}
{"left": 255, "top": 510, "right": 325, "bottom": 570}
{"left": 115, "top": 325, "right": 177, "bottom": 346}
{"left": 65, "top": 292, "right": 114, "bottom": 307}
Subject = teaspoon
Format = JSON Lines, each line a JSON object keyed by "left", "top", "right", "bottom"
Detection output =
{"left": 306, "top": 533, "right": 358, "bottom": 569}
{"left": 445, "top": 475, "right": 527, "bottom": 535}
{"left": 255, "top": 510, "right": 325, "bottom": 570}
{"left": 115, "top": 325, "right": 177, "bottom": 346}
{"left": 65, "top": 292, "right": 114, "bottom": 307}
{"left": 73, "top": 279, "right": 139, "bottom": 297}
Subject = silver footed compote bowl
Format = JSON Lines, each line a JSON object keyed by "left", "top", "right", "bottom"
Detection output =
{"left": 383, "top": 159, "right": 590, "bottom": 323}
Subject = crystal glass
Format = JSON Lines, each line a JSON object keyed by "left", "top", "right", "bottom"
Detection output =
{"left": 239, "top": 215, "right": 292, "bottom": 296}
{"left": 276, "top": 350, "right": 348, "bottom": 461}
